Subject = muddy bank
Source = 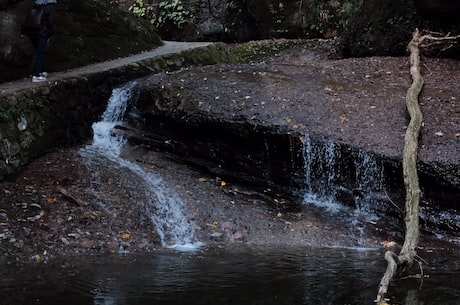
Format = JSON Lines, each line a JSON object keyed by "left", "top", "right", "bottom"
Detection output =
{"left": 0, "top": 145, "right": 381, "bottom": 267}
{"left": 1, "top": 142, "right": 457, "bottom": 270}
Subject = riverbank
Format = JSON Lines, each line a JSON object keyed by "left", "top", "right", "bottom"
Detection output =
{"left": 1, "top": 142, "right": 457, "bottom": 269}
{"left": 0, "top": 39, "right": 459, "bottom": 269}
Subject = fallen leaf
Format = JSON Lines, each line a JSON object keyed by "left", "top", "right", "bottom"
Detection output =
{"left": 121, "top": 233, "right": 131, "bottom": 240}
{"left": 340, "top": 114, "right": 349, "bottom": 123}
{"left": 47, "top": 197, "right": 57, "bottom": 204}
{"left": 285, "top": 117, "right": 291, "bottom": 123}
{"left": 382, "top": 240, "right": 398, "bottom": 248}
{"left": 220, "top": 180, "right": 226, "bottom": 187}
{"left": 33, "top": 254, "right": 41, "bottom": 263}
{"left": 434, "top": 131, "right": 444, "bottom": 137}
{"left": 197, "top": 177, "right": 207, "bottom": 183}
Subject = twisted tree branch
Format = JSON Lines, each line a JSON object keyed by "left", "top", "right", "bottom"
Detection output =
{"left": 375, "top": 28, "right": 460, "bottom": 305}
{"left": 375, "top": 28, "right": 424, "bottom": 304}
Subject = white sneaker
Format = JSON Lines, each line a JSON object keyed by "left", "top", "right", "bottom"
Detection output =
{"left": 32, "top": 75, "right": 47, "bottom": 82}
{"left": 39, "top": 72, "right": 48, "bottom": 78}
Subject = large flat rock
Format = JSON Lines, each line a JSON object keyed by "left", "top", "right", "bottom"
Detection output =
{"left": 133, "top": 45, "right": 460, "bottom": 194}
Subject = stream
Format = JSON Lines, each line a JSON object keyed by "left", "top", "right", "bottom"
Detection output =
{"left": 2, "top": 82, "right": 458, "bottom": 305}
{"left": 1, "top": 246, "right": 459, "bottom": 305}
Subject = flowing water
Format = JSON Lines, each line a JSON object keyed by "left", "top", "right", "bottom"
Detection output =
{"left": 79, "top": 82, "right": 201, "bottom": 250}
{"left": 301, "top": 132, "right": 385, "bottom": 216}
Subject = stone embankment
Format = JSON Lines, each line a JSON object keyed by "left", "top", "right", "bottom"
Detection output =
{"left": 0, "top": 41, "right": 226, "bottom": 180}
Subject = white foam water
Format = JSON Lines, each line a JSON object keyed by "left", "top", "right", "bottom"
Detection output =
{"left": 302, "top": 133, "right": 343, "bottom": 212}
{"left": 81, "top": 81, "right": 202, "bottom": 251}
{"left": 301, "top": 132, "right": 384, "bottom": 217}
{"left": 301, "top": 132, "right": 386, "bottom": 246}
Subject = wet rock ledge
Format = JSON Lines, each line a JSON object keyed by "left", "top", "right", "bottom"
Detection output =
{"left": 127, "top": 43, "right": 459, "bottom": 217}
{"left": 1, "top": 39, "right": 459, "bottom": 226}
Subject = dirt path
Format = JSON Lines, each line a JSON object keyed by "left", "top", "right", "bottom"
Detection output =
{"left": 0, "top": 41, "right": 214, "bottom": 95}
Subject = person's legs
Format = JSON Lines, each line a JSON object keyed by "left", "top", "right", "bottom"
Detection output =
{"left": 29, "top": 36, "right": 39, "bottom": 75}
{"left": 32, "top": 36, "right": 48, "bottom": 77}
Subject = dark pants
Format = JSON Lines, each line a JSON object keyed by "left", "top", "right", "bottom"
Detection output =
{"left": 28, "top": 35, "right": 48, "bottom": 76}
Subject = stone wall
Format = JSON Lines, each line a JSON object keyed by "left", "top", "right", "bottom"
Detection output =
{"left": 0, "top": 43, "right": 229, "bottom": 180}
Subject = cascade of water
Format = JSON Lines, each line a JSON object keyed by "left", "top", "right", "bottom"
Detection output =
{"left": 353, "top": 150, "right": 384, "bottom": 214}
{"left": 80, "top": 81, "right": 201, "bottom": 251}
{"left": 301, "top": 132, "right": 384, "bottom": 217}
{"left": 302, "top": 133, "right": 342, "bottom": 212}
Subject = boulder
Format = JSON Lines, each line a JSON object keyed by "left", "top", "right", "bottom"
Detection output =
{"left": 343, "top": 0, "right": 460, "bottom": 58}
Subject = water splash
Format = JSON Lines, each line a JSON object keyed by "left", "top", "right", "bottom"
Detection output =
{"left": 80, "top": 81, "right": 201, "bottom": 251}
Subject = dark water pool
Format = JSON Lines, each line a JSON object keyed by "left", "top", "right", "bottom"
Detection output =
{"left": 1, "top": 246, "right": 459, "bottom": 305}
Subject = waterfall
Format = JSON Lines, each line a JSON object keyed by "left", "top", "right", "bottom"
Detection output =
{"left": 302, "top": 133, "right": 342, "bottom": 212}
{"left": 80, "top": 81, "right": 201, "bottom": 251}
{"left": 353, "top": 150, "right": 385, "bottom": 214}
{"left": 301, "top": 132, "right": 384, "bottom": 216}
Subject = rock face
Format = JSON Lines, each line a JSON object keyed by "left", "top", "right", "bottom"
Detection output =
{"left": 130, "top": 41, "right": 459, "bottom": 213}
{"left": 0, "top": 0, "right": 161, "bottom": 83}
{"left": 150, "top": 0, "right": 362, "bottom": 42}
{"left": 343, "top": 0, "right": 460, "bottom": 58}
{"left": 0, "top": 39, "right": 458, "bottom": 239}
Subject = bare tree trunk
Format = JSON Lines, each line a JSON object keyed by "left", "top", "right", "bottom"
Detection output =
{"left": 375, "top": 28, "right": 424, "bottom": 305}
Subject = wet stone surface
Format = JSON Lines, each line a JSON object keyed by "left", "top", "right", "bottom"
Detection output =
{"left": 1, "top": 41, "right": 459, "bottom": 269}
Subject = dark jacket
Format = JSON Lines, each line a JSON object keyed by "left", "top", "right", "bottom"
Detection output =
{"left": 21, "top": 3, "right": 56, "bottom": 38}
